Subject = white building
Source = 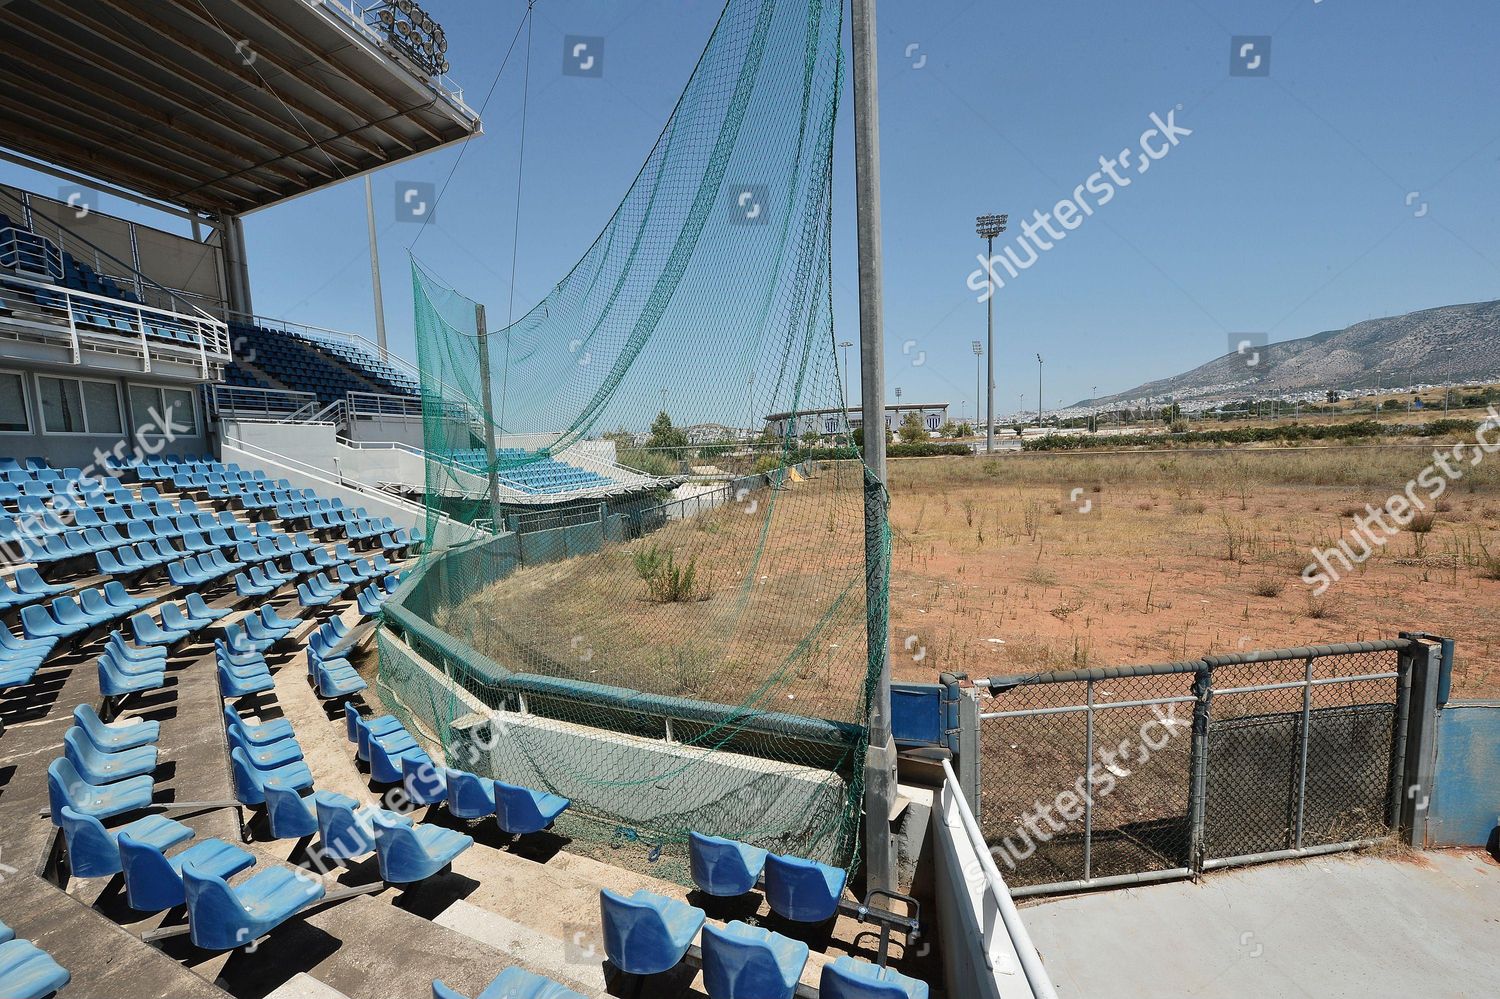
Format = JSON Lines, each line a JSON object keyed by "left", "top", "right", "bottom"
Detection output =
{"left": 763, "top": 402, "right": 950, "bottom": 439}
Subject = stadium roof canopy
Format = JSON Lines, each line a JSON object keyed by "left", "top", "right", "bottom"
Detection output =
{"left": 0, "top": 0, "right": 481, "bottom": 216}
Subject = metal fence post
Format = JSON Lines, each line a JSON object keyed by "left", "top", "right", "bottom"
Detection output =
{"left": 1398, "top": 637, "right": 1443, "bottom": 848}
{"left": 1186, "top": 664, "right": 1213, "bottom": 875}
{"left": 1292, "top": 654, "right": 1315, "bottom": 850}
{"left": 1082, "top": 679, "right": 1095, "bottom": 882}
{"left": 1387, "top": 644, "right": 1415, "bottom": 830}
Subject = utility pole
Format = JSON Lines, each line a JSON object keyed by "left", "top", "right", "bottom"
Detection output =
{"left": 474, "top": 303, "right": 501, "bottom": 531}
{"left": 364, "top": 176, "right": 389, "bottom": 360}
{"left": 851, "top": 0, "right": 895, "bottom": 894}
{"left": 975, "top": 215, "right": 1006, "bottom": 453}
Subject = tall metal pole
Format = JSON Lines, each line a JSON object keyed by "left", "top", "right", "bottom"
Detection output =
{"left": 1036, "top": 353, "right": 1043, "bottom": 427}
{"left": 985, "top": 233, "right": 995, "bottom": 453}
{"left": 474, "top": 303, "right": 501, "bottom": 532}
{"left": 364, "top": 175, "right": 389, "bottom": 361}
{"left": 851, "top": 0, "right": 896, "bottom": 894}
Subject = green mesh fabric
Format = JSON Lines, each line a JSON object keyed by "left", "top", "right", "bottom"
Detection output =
{"left": 379, "top": 0, "right": 879, "bottom": 875}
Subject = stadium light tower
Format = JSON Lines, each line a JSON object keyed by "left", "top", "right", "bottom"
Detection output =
{"left": 976, "top": 213, "right": 1007, "bottom": 454}
{"left": 1036, "top": 353, "right": 1044, "bottom": 427}
{"left": 971, "top": 340, "right": 983, "bottom": 429}
{"left": 838, "top": 340, "right": 854, "bottom": 436}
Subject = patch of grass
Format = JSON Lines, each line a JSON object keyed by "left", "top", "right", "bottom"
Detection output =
{"left": 633, "top": 542, "right": 709, "bottom": 603}
{"left": 1250, "top": 576, "right": 1285, "bottom": 598}
{"left": 1409, "top": 511, "right": 1437, "bottom": 533}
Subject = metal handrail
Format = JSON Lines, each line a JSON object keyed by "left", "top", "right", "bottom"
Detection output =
{"left": 208, "top": 384, "right": 318, "bottom": 420}
{"left": 0, "top": 270, "right": 231, "bottom": 368}
{"left": 939, "top": 758, "right": 1059, "bottom": 999}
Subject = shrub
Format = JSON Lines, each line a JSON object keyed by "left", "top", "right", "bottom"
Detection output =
{"left": 633, "top": 542, "right": 708, "bottom": 602}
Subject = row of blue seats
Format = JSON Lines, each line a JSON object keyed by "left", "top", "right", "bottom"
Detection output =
{"left": 97, "top": 632, "right": 172, "bottom": 698}
{"left": 355, "top": 573, "right": 404, "bottom": 617}
{"left": 289, "top": 325, "right": 419, "bottom": 395}
{"left": 0, "top": 624, "right": 58, "bottom": 699}
{"left": 49, "top": 725, "right": 325, "bottom": 952}
{"left": 0, "top": 567, "right": 71, "bottom": 609}
{"left": 306, "top": 618, "right": 367, "bottom": 697}
{"left": 19, "top": 582, "right": 156, "bottom": 643}
{"left": 0, "top": 917, "right": 69, "bottom": 999}
{"left": 0, "top": 465, "right": 116, "bottom": 484}
{"left": 237, "top": 487, "right": 320, "bottom": 512}
{"left": 2, "top": 496, "right": 219, "bottom": 535}
{"left": 598, "top": 886, "right": 927, "bottom": 999}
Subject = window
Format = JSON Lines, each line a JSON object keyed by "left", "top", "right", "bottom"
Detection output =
{"left": 38, "top": 375, "right": 124, "bottom": 436}
{"left": 129, "top": 384, "right": 199, "bottom": 438}
{"left": 0, "top": 372, "right": 28, "bottom": 433}
{"left": 38, "top": 375, "right": 121, "bottom": 435}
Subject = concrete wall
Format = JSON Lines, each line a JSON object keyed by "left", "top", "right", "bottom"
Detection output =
{"left": 1428, "top": 701, "right": 1500, "bottom": 848}
{"left": 932, "top": 778, "right": 1052, "bottom": 999}
{"left": 0, "top": 364, "right": 212, "bottom": 468}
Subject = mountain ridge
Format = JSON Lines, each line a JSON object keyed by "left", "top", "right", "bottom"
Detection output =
{"left": 1092, "top": 299, "right": 1500, "bottom": 406}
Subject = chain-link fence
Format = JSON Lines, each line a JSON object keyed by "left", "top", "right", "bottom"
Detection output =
{"left": 977, "top": 640, "right": 1414, "bottom": 895}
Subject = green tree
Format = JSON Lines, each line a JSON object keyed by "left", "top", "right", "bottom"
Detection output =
{"left": 646, "top": 410, "right": 689, "bottom": 452}
{"left": 898, "top": 411, "right": 928, "bottom": 443}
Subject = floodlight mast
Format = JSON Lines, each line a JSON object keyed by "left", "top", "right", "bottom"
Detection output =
{"left": 976, "top": 213, "right": 1007, "bottom": 453}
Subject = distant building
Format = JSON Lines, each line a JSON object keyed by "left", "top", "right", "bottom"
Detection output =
{"left": 763, "top": 402, "right": 950, "bottom": 439}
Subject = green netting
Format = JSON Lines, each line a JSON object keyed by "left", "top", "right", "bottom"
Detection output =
{"left": 378, "top": 0, "right": 883, "bottom": 876}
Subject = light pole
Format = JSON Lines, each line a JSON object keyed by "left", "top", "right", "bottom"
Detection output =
{"left": 976, "top": 214, "right": 1007, "bottom": 453}
{"left": 971, "top": 340, "right": 983, "bottom": 435}
{"left": 838, "top": 339, "right": 853, "bottom": 438}
{"left": 1035, "top": 353, "right": 1043, "bottom": 427}
{"left": 1091, "top": 384, "right": 1098, "bottom": 433}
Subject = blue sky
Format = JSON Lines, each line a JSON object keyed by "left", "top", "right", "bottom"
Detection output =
{"left": 3, "top": 0, "right": 1497, "bottom": 421}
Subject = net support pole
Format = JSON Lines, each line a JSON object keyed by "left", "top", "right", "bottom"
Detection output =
{"left": 365, "top": 175, "right": 389, "bottom": 361}
{"left": 474, "top": 303, "right": 502, "bottom": 532}
{"left": 852, "top": 0, "right": 897, "bottom": 895}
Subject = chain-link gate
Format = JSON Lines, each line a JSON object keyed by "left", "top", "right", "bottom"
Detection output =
{"left": 976, "top": 640, "right": 1415, "bottom": 896}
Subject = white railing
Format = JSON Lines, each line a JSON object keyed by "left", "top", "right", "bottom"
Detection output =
{"left": 0, "top": 270, "right": 231, "bottom": 375}
{"left": 937, "top": 758, "right": 1058, "bottom": 999}
{"left": 209, "top": 384, "right": 319, "bottom": 420}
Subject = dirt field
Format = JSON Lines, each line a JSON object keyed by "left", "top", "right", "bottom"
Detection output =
{"left": 885, "top": 446, "right": 1500, "bottom": 697}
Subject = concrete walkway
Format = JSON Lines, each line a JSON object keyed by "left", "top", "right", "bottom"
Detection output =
{"left": 1023, "top": 850, "right": 1500, "bottom": 998}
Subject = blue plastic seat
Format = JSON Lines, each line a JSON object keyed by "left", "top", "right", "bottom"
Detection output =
{"left": 494, "top": 781, "right": 569, "bottom": 835}
{"left": 0, "top": 939, "right": 70, "bottom": 999}
{"left": 47, "top": 757, "right": 154, "bottom": 821}
{"left": 98, "top": 652, "right": 166, "bottom": 698}
{"left": 402, "top": 756, "right": 447, "bottom": 807}
{"left": 442, "top": 768, "right": 496, "bottom": 820}
{"left": 313, "top": 790, "right": 384, "bottom": 862}
{"left": 598, "top": 888, "right": 706, "bottom": 976}
{"left": 118, "top": 831, "right": 256, "bottom": 912}
{"left": 264, "top": 784, "right": 319, "bottom": 840}
{"left": 819, "top": 957, "right": 928, "bottom": 999}
{"left": 224, "top": 705, "right": 295, "bottom": 745}
{"left": 64, "top": 727, "right": 158, "bottom": 784}
{"left": 72, "top": 704, "right": 159, "bottom": 751}
{"left": 370, "top": 811, "right": 472, "bottom": 884}
{"left": 182, "top": 862, "right": 326, "bottom": 951}
{"left": 763, "top": 853, "right": 847, "bottom": 923}
{"left": 229, "top": 747, "right": 313, "bottom": 806}
{"left": 55, "top": 807, "right": 190, "bottom": 879}
{"left": 689, "top": 832, "right": 769, "bottom": 898}
{"left": 431, "top": 967, "right": 586, "bottom": 999}
{"left": 217, "top": 659, "right": 274, "bottom": 699}
{"left": 702, "top": 921, "right": 809, "bottom": 999}
{"left": 227, "top": 726, "right": 304, "bottom": 769}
